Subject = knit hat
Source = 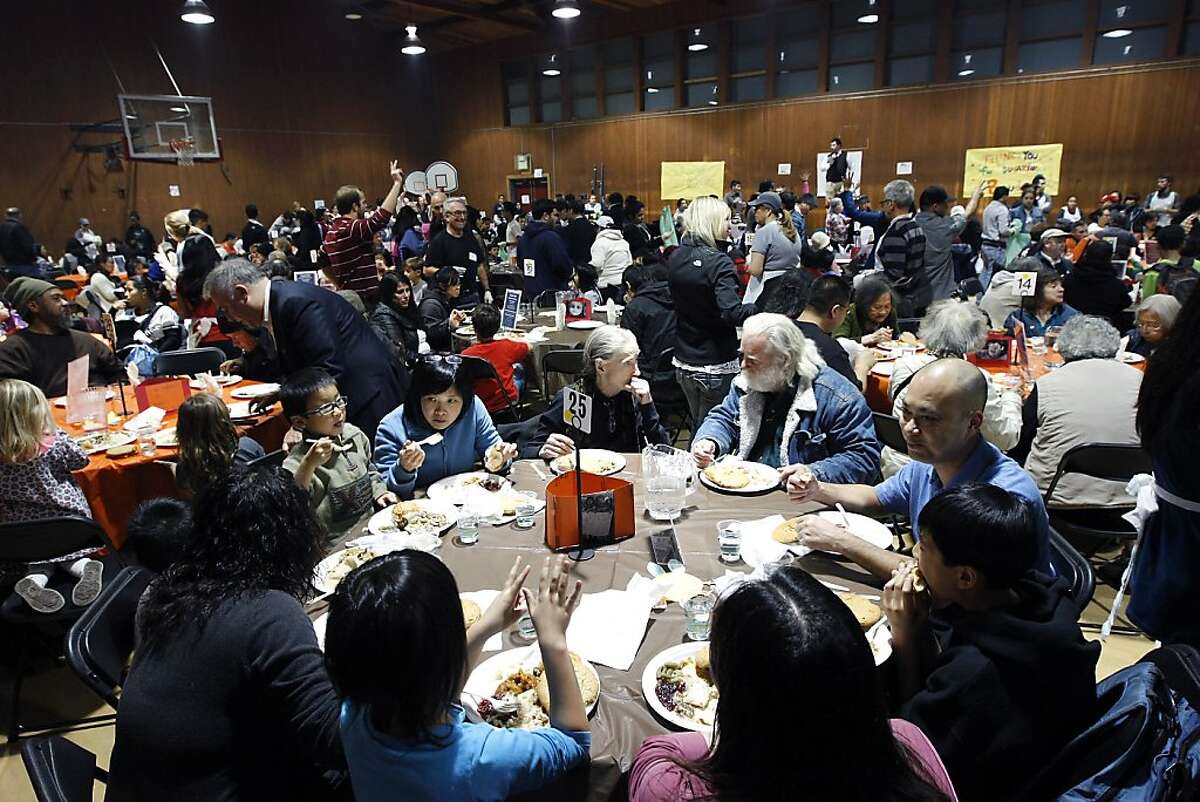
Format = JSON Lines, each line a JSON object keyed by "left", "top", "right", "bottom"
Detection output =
{"left": 3, "top": 276, "right": 56, "bottom": 311}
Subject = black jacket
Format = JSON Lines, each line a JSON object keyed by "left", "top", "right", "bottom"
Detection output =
{"left": 559, "top": 217, "right": 597, "bottom": 266}
{"left": 1062, "top": 257, "right": 1133, "bottom": 331}
{"left": 521, "top": 385, "right": 671, "bottom": 459}
{"left": 795, "top": 320, "right": 859, "bottom": 390}
{"left": 622, "top": 222, "right": 659, "bottom": 258}
{"left": 667, "top": 236, "right": 757, "bottom": 367}
{"left": 268, "top": 279, "right": 407, "bottom": 437}
{"left": 621, "top": 281, "right": 677, "bottom": 384}
{"left": 124, "top": 224, "right": 157, "bottom": 259}
{"left": 176, "top": 234, "right": 220, "bottom": 306}
{"left": 369, "top": 301, "right": 423, "bottom": 360}
{"left": 241, "top": 220, "right": 270, "bottom": 253}
{"left": 900, "top": 573, "right": 1100, "bottom": 802}
{"left": 826, "top": 150, "right": 849, "bottom": 183}
{"left": 418, "top": 291, "right": 455, "bottom": 353}
{"left": 0, "top": 216, "right": 36, "bottom": 266}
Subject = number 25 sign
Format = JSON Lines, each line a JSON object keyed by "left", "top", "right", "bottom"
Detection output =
{"left": 562, "top": 387, "right": 593, "bottom": 435}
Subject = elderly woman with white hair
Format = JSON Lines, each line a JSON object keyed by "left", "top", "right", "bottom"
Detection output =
{"left": 667, "top": 196, "right": 758, "bottom": 430}
{"left": 523, "top": 325, "right": 671, "bottom": 460}
{"left": 1125, "top": 294, "right": 1181, "bottom": 359}
{"left": 1012, "top": 315, "right": 1142, "bottom": 509}
{"left": 691, "top": 313, "right": 879, "bottom": 483}
{"left": 882, "top": 300, "right": 1023, "bottom": 477}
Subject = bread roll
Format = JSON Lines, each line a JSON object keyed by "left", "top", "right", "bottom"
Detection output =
{"left": 460, "top": 598, "right": 481, "bottom": 629}
{"left": 535, "top": 652, "right": 599, "bottom": 711}
{"left": 772, "top": 518, "right": 801, "bottom": 544}
{"left": 694, "top": 644, "right": 712, "bottom": 684}
{"left": 837, "top": 592, "right": 883, "bottom": 630}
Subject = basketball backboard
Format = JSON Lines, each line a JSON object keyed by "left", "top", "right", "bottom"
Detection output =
{"left": 118, "top": 94, "right": 220, "bottom": 161}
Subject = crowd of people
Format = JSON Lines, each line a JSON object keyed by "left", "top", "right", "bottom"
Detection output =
{"left": 0, "top": 149, "right": 1198, "bottom": 801}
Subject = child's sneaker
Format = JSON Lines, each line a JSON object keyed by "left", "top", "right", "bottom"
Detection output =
{"left": 71, "top": 559, "right": 104, "bottom": 606}
{"left": 15, "top": 576, "right": 65, "bottom": 614}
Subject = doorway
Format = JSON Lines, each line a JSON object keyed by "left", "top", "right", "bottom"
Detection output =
{"left": 508, "top": 175, "right": 550, "bottom": 214}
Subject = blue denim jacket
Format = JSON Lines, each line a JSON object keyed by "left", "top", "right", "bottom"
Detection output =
{"left": 1004, "top": 304, "right": 1078, "bottom": 338}
{"left": 694, "top": 366, "right": 881, "bottom": 483}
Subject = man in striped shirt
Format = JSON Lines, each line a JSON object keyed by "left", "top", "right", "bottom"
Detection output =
{"left": 319, "top": 160, "right": 404, "bottom": 305}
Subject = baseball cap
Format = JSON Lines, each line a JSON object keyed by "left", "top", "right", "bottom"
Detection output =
{"left": 810, "top": 231, "right": 832, "bottom": 251}
{"left": 748, "top": 191, "right": 783, "bottom": 212}
{"left": 79, "top": 217, "right": 91, "bottom": 226}
{"left": 1040, "top": 227, "right": 1068, "bottom": 240}
{"left": 919, "top": 185, "right": 955, "bottom": 208}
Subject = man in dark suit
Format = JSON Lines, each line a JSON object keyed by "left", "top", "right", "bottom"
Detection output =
{"left": 241, "top": 204, "right": 270, "bottom": 254}
{"left": 203, "top": 259, "right": 407, "bottom": 438}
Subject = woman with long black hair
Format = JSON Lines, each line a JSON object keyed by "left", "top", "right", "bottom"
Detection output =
{"left": 369, "top": 270, "right": 424, "bottom": 360}
{"left": 107, "top": 468, "right": 343, "bottom": 801}
{"left": 630, "top": 566, "right": 956, "bottom": 802}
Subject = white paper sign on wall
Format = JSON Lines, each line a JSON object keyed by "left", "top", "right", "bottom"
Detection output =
{"left": 777, "top": 163, "right": 792, "bottom": 176}
{"left": 896, "top": 161, "right": 913, "bottom": 175}
{"left": 168, "top": 184, "right": 181, "bottom": 197}
{"left": 533, "top": 168, "right": 543, "bottom": 178}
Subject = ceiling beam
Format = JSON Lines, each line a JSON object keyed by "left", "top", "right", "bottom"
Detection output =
{"left": 391, "top": 0, "right": 543, "bottom": 31}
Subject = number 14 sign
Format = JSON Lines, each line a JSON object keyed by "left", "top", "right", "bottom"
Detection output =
{"left": 562, "top": 387, "right": 593, "bottom": 434}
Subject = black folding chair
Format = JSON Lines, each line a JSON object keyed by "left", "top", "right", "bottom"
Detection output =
{"left": 459, "top": 354, "right": 523, "bottom": 423}
{"left": 0, "top": 517, "right": 123, "bottom": 741}
{"left": 956, "top": 276, "right": 984, "bottom": 300}
{"left": 872, "top": 412, "right": 908, "bottom": 454}
{"left": 895, "top": 317, "right": 923, "bottom": 336}
{"left": 244, "top": 449, "right": 286, "bottom": 471}
{"left": 1047, "top": 526, "right": 1096, "bottom": 614}
{"left": 1042, "top": 443, "right": 1152, "bottom": 552}
{"left": 541, "top": 348, "right": 586, "bottom": 395}
{"left": 20, "top": 735, "right": 107, "bottom": 802}
{"left": 152, "top": 346, "right": 226, "bottom": 376}
{"left": 65, "top": 566, "right": 153, "bottom": 709}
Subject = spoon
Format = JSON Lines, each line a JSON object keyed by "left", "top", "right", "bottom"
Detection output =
{"left": 414, "top": 433, "right": 444, "bottom": 447}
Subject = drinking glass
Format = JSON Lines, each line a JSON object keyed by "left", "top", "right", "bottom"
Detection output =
{"left": 136, "top": 426, "right": 157, "bottom": 457}
{"left": 683, "top": 594, "right": 715, "bottom": 641}
{"left": 458, "top": 512, "right": 480, "bottom": 545}
{"left": 1046, "top": 326, "right": 1063, "bottom": 351}
{"left": 1029, "top": 336, "right": 1046, "bottom": 355}
{"left": 514, "top": 491, "right": 538, "bottom": 529}
{"left": 516, "top": 613, "right": 537, "bottom": 640}
{"left": 646, "top": 475, "right": 686, "bottom": 521}
{"left": 717, "top": 520, "right": 742, "bottom": 563}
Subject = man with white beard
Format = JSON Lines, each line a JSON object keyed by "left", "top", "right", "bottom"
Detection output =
{"left": 690, "top": 313, "right": 880, "bottom": 483}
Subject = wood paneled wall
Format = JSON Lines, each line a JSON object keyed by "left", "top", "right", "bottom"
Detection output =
{"left": 0, "top": 0, "right": 422, "bottom": 251}
{"left": 416, "top": 59, "right": 1200, "bottom": 217}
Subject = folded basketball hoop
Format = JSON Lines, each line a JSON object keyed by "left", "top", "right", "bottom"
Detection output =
{"left": 169, "top": 137, "right": 196, "bottom": 167}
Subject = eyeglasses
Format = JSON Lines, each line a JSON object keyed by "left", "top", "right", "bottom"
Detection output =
{"left": 303, "top": 396, "right": 349, "bottom": 417}
{"left": 445, "top": 210, "right": 467, "bottom": 218}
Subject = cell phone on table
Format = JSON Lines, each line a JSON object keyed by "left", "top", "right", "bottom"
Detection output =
{"left": 650, "top": 527, "right": 685, "bottom": 570}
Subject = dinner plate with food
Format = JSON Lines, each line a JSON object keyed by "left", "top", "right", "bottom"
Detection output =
{"left": 698, "top": 459, "right": 781, "bottom": 494}
{"left": 870, "top": 361, "right": 895, "bottom": 377}
{"left": 426, "top": 471, "right": 513, "bottom": 505}
{"left": 463, "top": 646, "right": 600, "bottom": 729}
{"left": 225, "top": 401, "right": 261, "bottom": 420}
{"left": 73, "top": 431, "right": 136, "bottom": 455}
{"left": 1118, "top": 352, "right": 1146, "bottom": 364}
{"left": 549, "top": 448, "right": 626, "bottom": 476}
{"left": 454, "top": 325, "right": 476, "bottom": 338}
{"left": 642, "top": 642, "right": 717, "bottom": 732}
{"left": 153, "top": 426, "right": 179, "bottom": 448}
{"left": 188, "top": 374, "right": 242, "bottom": 389}
{"left": 229, "top": 383, "right": 280, "bottom": 400}
{"left": 313, "top": 533, "right": 442, "bottom": 593}
{"left": 837, "top": 592, "right": 892, "bottom": 666}
{"left": 566, "top": 319, "right": 605, "bottom": 331}
{"left": 366, "top": 498, "right": 459, "bottom": 538}
{"left": 770, "top": 511, "right": 894, "bottom": 553}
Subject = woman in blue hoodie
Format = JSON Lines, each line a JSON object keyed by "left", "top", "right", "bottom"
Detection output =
{"left": 374, "top": 356, "right": 517, "bottom": 497}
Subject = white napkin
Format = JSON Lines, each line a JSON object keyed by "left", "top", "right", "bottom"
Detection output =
{"left": 461, "top": 485, "right": 503, "bottom": 519}
{"left": 564, "top": 589, "right": 653, "bottom": 671}
{"left": 739, "top": 514, "right": 812, "bottom": 569}
{"left": 459, "top": 589, "right": 503, "bottom": 651}
{"left": 123, "top": 406, "right": 166, "bottom": 433}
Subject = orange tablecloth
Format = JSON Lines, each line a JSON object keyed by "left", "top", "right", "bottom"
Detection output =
{"left": 866, "top": 349, "right": 1144, "bottom": 413}
{"left": 51, "top": 381, "right": 289, "bottom": 547}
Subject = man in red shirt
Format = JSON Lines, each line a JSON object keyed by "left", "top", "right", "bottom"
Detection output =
{"left": 319, "top": 160, "right": 404, "bottom": 306}
{"left": 462, "top": 303, "right": 529, "bottom": 414}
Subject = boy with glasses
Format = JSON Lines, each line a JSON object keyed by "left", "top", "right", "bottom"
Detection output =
{"left": 281, "top": 367, "right": 396, "bottom": 539}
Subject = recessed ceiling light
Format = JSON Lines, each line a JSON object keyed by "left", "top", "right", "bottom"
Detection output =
{"left": 957, "top": 69, "right": 975, "bottom": 77}
{"left": 646, "top": 87, "right": 660, "bottom": 93}
{"left": 688, "top": 43, "right": 708, "bottom": 51}
{"left": 552, "top": 0, "right": 580, "bottom": 19}
{"left": 1103, "top": 29, "right": 1133, "bottom": 38}
{"left": 401, "top": 24, "right": 425, "bottom": 55}
{"left": 543, "top": 68, "right": 561, "bottom": 76}
{"left": 708, "top": 100, "right": 718, "bottom": 106}
{"left": 125, "top": 113, "right": 137, "bottom": 119}
{"left": 180, "top": 0, "right": 214, "bottom": 24}
{"left": 858, "top": 13, "right": 879, "bottom": 23}
{"left": 345, "top": 12, "right": 363, "bottom": 20}
{"left": 170, "top": 106, "right": 188, "bottom": 112}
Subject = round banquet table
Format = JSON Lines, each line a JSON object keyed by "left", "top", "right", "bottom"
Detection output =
{"left": 315, "top": 454, "right": 886, "bottom": 802}
{"left": 55, "top": 272, "right": 128, "bottom": 303}
{"left": 51, "top": 380, "right": 289, "bottom": 546}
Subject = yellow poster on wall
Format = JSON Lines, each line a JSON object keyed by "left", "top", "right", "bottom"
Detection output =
{"left": 660, "top": 161, "right": 726, "bottom": 200}
{"left": 964, "top": 144, "right": 1064, "bottom": 196}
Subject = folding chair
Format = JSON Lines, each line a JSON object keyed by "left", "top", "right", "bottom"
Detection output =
{"left": 65, "top": 567, "right": 153, "bottom": 709}
{"left": 1047, "top": 526, "right": 1097, "bottom": 614}
{"left": 872, "top": 412, "right": 908, "bottom": 454}
{"left": 153, "top": 346, "right": 226, "bottom": 376}
{"left": 459, "top": 354, "right": 523, "bottom": 423}
{"left": 20, "top": 735, "right": 107, "bottom": 802}
{"left": 541, "top": 347, "right": 586, "bottom": 393}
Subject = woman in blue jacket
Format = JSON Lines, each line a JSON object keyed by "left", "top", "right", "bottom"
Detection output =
{"left": 1004, "top": 265, "right": 1078, "bottom": 338}
{"left": 374, "top": 356, "right": 517, "bottom": 497}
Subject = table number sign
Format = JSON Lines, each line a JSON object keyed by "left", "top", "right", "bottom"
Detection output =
{"left": 563, "top": 387, "right": 593, "bottom": 435}
{"left": 501, "top": 289, "right": 522, "bottom": 330}
{"left": 1014, "top": 271, "right": 1038, "bottom": 297}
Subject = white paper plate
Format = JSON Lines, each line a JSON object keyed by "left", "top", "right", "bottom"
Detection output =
{"left": 454, "top": 325, "right": 476, "bottom": 338}
{"left": 73, "top": 431, "right": 136, "bottom": 455}
{"left": 566, "top": 319, "right": 605, "bottom": 330}
{"left": 53, "top": 390, "right": 114, "bottom": 408}
{"left": 189, "top": 374, "right": 241, "bottom": 389}
{"left": 550, "top": 448, "right": 627, "bottom": 476}
{"left": 153, "top": 426, "right": 178, "bottom": 448}
{"left": 313, "top": 532, "right": 442, "bottom": 594}
{"left": 230, "top": 383, "right": 279, "bottom": 399}
{"left": 867, "top": 618, "right": 892, "bottom": 665}
{"left": 426, "top": 472, "right": 513, "bottom": 505}
{"left": 641, "top": 642, "right": 716, "bottom": 733}
{"left": 462, "top": 645, "right": 600, "bottom": 726}
{"left": 366, "top": 499, "right": 459, "bottom": 537}
{"left": 815, "top": 510, "right": 895, "bottom": 551}
{"left": 870, "top": 361, "right": 895, "bottom": 377}
{"left": 226, "top": 401, "right": 261, "bottom": 420}
{"left": 698, "top": 460, "right": 781, "bottom": 494}
{"left": 1119, "top": 352, "right": 1145, "bottom": 364}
